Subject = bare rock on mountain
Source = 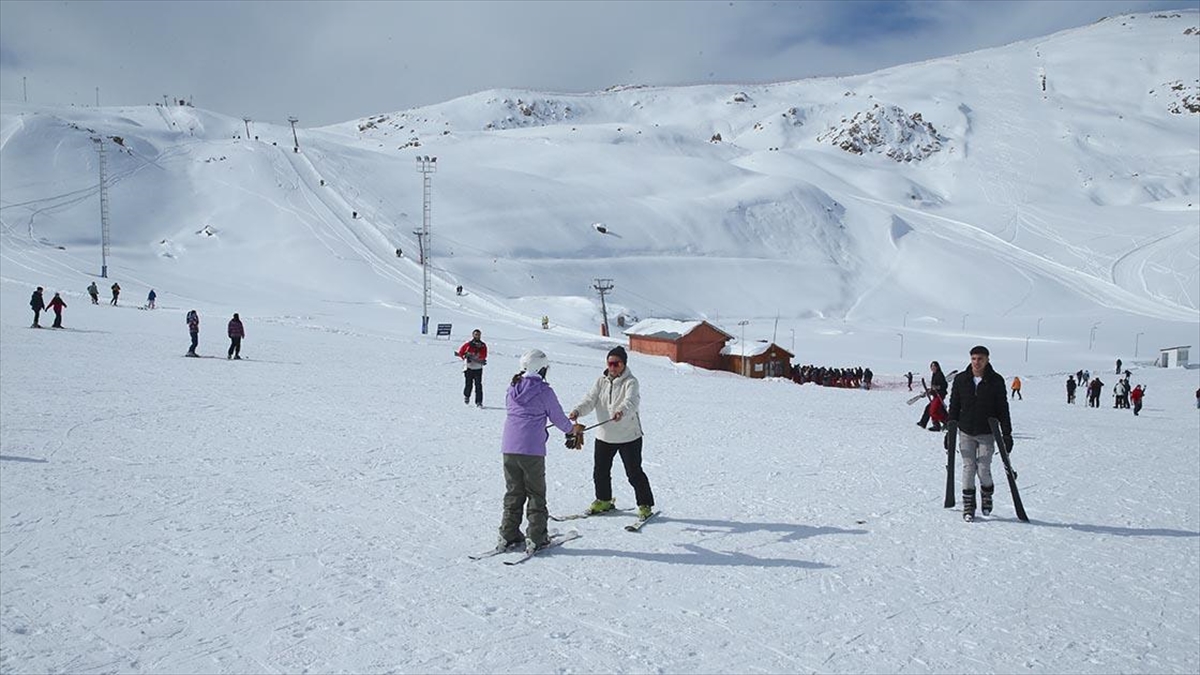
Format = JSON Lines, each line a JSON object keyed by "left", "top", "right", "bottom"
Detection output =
{"left": 483, "top": 98, "right": 574, "bottom": 130}
{"left": 816, "top": 103, "right": 946, "bottom": 162}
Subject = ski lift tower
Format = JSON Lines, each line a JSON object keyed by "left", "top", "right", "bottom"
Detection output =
{"left": 416, "top": 155, "right": 437, "bottom": 334}
{"left": 92, "top": 137, "right": 111, "bottom": 278}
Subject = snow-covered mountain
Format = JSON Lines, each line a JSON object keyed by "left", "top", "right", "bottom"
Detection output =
{"left": 1, "top": 11, "right": 1198, "bottom": 674}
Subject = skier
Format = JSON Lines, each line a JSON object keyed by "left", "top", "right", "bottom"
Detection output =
{"left": 110, "top": 282, "right": 121, "bottom": 306}
{"left": 906, "top": 371, "right": 914, "bottom": 391}
{"left": 568, "top": 346, "right": 655, "bottom": 520}
{"left": 1088, "top": 377, "right": 1105, "bottom": 408}
{"left": 947, "top": 345, "right": 1013, "bottom": 522}
{"left": 227, "top": 313, "right": 244, "bottom": 360}
{"left": 497, "top": 349, "right": 577, "bottom": 551}
{"left": 1066, "top": 375, "right": 1077, "bottom": 404}
{"left": 863, "top": 367, "right": 874, "bottom": 390}
{"left": 29, "top": 286, "right": 45, "bottom": 328}
{"left": 87, "top": 282, "right": 99, "bottom": 304}
{"left": 456, "top": 329, "right": 488, "bottom": 407}
{"left": 185, "top": 309, "right": 200, "bottom": 356}
{"left": 1130, "top": 385, "right": 1146, "bottom": 416}
{"left": 1010, "top": 376, "right": 1022, "bottom": 400}
{"left": 542, "top": 315, "right": 550, "bottom": 330}
{"left": 147, "top": 289, "right": 157, "bottom": 309}
{"left": 917, "top": 361, "right": 949, "bottom": 428}
{"left": 1115, "top": 358, "right": 1122, "bottom": 374}
{"left": 47, "top": 292, "right": 67, "bottom": 328}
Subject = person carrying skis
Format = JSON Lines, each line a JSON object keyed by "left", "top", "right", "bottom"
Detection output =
{"left": 1066, "top": 375, "right": 1077, "bottom": 404}
{"left": 1010, "top": 376, "right": 1022, "bottom": 400}
{"left": 87, "top": 282, "right": 99, "bottom": 304}
{"left": 147, "top": 289, "right": 157, "bottom": 309}
{"left": 917, "top": 361, "right": 948, "bottom": 428}
{"left": 47, "top": 292, "right": 67, "bottom": 328}
{"left": 185, "top": 309, "right": 200, "bottom": 356}
{"left": 927, "top": 388, "right": 947, "bottom": 432}
{"left": 1130, "top": 384, "right": 1146, "bottom": 416}
{"left": 497, "top": 349, "right": 577, "bottom": 551}
{"left": 29, "top": 286, "right": 45, "bottom": 328}
{"left": 568, "top": 346, "right": 655, "bottom": 520}
{"left": 456, "top": 329, "right": 488, "bottom": 407}
{"left": 110, "top": 282, "right": 121, "bottom": 306}
{"left": 947, "top": 345, "right": 1013, "bottom": 522}
{"left": 227, "top": 313, "right": 244, "bottom": 359}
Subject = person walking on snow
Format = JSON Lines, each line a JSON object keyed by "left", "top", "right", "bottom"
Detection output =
{"left": 917, "top": 361, "right": 949, "bottom": 429}
{"left": 497, "top": 349, "right": 577, "bottom": 551}
{"left": 29, "top": 286, "right": 45, "bottom": 328}
{"left": 1130, "top": 384, "right": 1146, "bottom": 416}
{"left": 1010, "top": 376, "right": 1022, "bottom": 400}
{"left": 1088, "top": 377, "right": 1105, "bottom": 408}
{"left": 947, "top": 345, "right": 1014, "bottom": 522}
{"left": 147, "top": 289, "right": 157, "bottom": 309}
{"left": 569, "top": 346, "right": 655, "bottom": 520}
{"left": 906, "top": 371, "right": 914, "bottom": 391}
{"left": 47, "top": 292, "right": 67, "bottom": 328}
{"left": 456, "top": 329, "right": 488, "bottom": 407}
{"left": 185, "top": 309, "right": 200, "bottom": 356}
{"left": 110, "top": 282, "right": 121, "bottom": 306}
{"left": 227, "top": 313, "right": 244, "bottom": 359}
{"left": 1115, "top": 358, "right": 1122, "bottom": 374}
{"left": 87, "top": 282, "right": 99, "bottom": 304}
{"left": 1066, "top": 375, "right": 1077, "bottom": 404}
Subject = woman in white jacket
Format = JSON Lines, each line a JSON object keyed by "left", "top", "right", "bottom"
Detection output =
{"left": 568, "top": 346, "right": 655, "bottom": 519}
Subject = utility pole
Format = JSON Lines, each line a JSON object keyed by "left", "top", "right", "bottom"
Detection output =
{"left": 93, "top": 137, "right": 111, "bottom": 278}
{"left": 737, "top": 320, "right": 749, "bottom": 377}
{"left": 23, "top": 76, "right": 27, "bottom": 102}
{"left": 243, "top": 117, "right": 252, "bottom": 140}
{"left": 288, "top": 116, "right": 300, "bottom": 152}
{"left": 162, "top": 94, "right": 169, "bottom": 107}
{"left": 415, "top": 155, "right": 437, "bottom": 334}
{"left": 95, "top": 86, "right": 99, "bottom": 107}
{"left": 1135, "top": 331, "right": 1144, "bottom": 357}
{"left": 896, "top": 332, "right": 904, "bottom": 359}
{"left": 593, "top": 278, "right": 613, "bottom": 337}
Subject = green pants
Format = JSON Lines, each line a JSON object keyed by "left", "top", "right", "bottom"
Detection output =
{"left": 500, "top": 453, "right": 548, "bottom": 545}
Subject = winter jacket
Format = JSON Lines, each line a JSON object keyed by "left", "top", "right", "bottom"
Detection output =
{"left": 930, "top": 368, "right": 948, "bottom": 396}
{"left": 456, "top": 339, "right": 488, "bottom": 371}
{"left": 47, "top": 295, "right": 66, "bottom": 312}
{"left": 1011, "top": 376, "right": 1021, "bottom": 391}
{"left": 501, "top": 373, "right": 573, "bottom": 456}
{"left": 929, "top": 392, "right": 948, "bottom": 425}
{"left": 1130, "top": 387, "right": 1145, "bottom": 403}
{"left": 87, "top": 283, "right": 98, "bottom": 297}
{"left": 1066, "top": 378, "right": 1077, "bottom": 393}
{"left": 30, "top": 290, "right": 44, "bottom": 311}
{"left": 948, "top": 364, "right": 1012, "bottom": 437}
{"left": 571, "top": 367, "right": 644, "bottom": 444}
{"left": 228, "top": 318, "right": 244, "bottom": 338}
{"left": 186, "top": 311, "right": 199, "bottom": 333}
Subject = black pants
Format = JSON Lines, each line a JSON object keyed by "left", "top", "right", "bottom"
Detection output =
{"left": 51, "top": 310, "right": 62, "bottom": 328}
{"left": 31, "top": 308, "right": 41, "bottom": 327}
{"left": 593, "top": 437, "right": 654, "bottom": 507}
{"left": 918, "top": 402, "right": 932, "bottom": 428}
{"left": 228, "top": 336, "right": 241, "bottom": 358}
{"left": 463, "top": 369, "right": 483, "bottom": 404}
{"left": 189, "top": 331, "right": 199, "bottom": 354}
{"left": 110, "top": 294, "right": 118, "bottom": 306}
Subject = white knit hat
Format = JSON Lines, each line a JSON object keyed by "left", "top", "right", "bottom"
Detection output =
{"left": 520, "top": 349, "right": 550, "bottom": 374}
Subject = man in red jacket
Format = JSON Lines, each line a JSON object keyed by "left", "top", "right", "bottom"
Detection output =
{"left": 1130, "top": 384, "right": 1146, "bottom": 416}
{"left": 456, "top": 329, "right": 488, "bottom": 407}
{"left": 47, "top": 292, "right": 67, "bottom": 328}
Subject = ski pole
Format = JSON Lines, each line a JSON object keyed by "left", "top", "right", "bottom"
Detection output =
{"left": 545, "top": 418, "right": 613, "bottom": 431}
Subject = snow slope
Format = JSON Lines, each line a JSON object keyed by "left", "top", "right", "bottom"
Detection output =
{"left": 1, "top": 9, "right": 1198, "bottom": 675}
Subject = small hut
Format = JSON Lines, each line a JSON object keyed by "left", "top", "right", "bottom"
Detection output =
{"left": 721, "top": 340, "right": 794, "bottom": 379}
{"left": 625, "top": 319, "right": 733, "bottom": 370}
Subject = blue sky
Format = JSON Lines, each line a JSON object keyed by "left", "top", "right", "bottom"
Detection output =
{"left": 0, "top": 0, "right": 1196, "bottom": 126}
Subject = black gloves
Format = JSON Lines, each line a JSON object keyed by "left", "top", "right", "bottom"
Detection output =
{"left": 565, "top": 431, "right": 583, "bottom": 449}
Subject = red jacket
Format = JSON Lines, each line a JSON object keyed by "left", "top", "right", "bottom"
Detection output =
{"left": 456, "top": 339, "right": 487, "bottom": 369}
{"left": 929, "top": 392, "right": 948, "bottom": 424}
{"left": 47, "top": 296, "right": 67, "bottom": 311}
{"left": 1130, "top": 387, "right": 1144, "bottom": 403}
{"left": 228, "top": 318, "right": 245, "bottom": 338}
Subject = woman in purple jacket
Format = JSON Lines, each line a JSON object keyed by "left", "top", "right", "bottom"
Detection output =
{"left": 498, "top": 349, "right": 577, "bottom": 551}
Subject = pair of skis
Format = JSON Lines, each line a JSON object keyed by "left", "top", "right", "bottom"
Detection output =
{"left": 942, "top": 417, "right": 1028, "bottom": 522}
{"left": 552, "top": 507, "right": 660, "bottom": 531}
{"left": 468, "top": 530, "right": 582, "bottom": 565}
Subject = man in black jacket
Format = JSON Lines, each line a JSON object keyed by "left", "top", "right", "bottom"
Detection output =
{"left": 948, "top": 345, "right": 1013, "bottom": 521}
{"left": 30, "top": 287, "right": 45, "bottom": 328}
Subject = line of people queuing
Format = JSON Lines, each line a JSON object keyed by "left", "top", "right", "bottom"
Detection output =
{"left": 791, "top": 364, "right": 874, "bottom": 389}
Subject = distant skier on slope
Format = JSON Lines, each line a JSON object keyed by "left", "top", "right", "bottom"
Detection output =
{"left": 227, "top": 313, "right": 244, "bottom": 360}
{"left": 1066, "top": 375, "right": 1077, "bottom": 404}
{"left": 186, "top": 309, "right": 200, "bottom": 357}
{"left": 456, "top": 329, "right": 488, "bottom": 407}
{"left": 110, "top": 282, "right": 121, "bottom": 306}
{"left": 47, "top": 292, "right": 67, "bottom": 328}
{"left": 87, "top": 282, "right": 99, "bottom": 305}
{"left": 947, "top": 345, "right": 1013, "bottom": 522}
{"left": 30, "top": 286, "right": 45, "bottom": 328}
{"left": 497, "top": 349, "right": 578, "bottom": 552}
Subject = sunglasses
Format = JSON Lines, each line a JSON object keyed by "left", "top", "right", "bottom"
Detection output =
{"left": 607, "top": 360, "right": 624, "bottom": 367}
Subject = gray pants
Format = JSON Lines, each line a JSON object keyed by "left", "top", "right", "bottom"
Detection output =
{"left": 500, "top": 453, "right": 548, "bottom": 545}
{"left": 959, "top": 432, "right": 996, "bottom": 491}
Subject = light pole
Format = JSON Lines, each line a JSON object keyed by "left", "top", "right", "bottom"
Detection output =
{"left": 288, "top": 116, "right": 300, "bottom": 152}
{"left": 1135, "top": 331, "right": 1144, "bottom": 358}
{"left": 243, "top": 117, "right": 252, "bottom": 140}
{"left": 961, "top": 314, "right": 968, "bottom": 332}
{"left": 738, "top": 320, "right": 749, "bottom": 377}
{"left": 896, "top": 332, "right": 904, "bottom": 359}
{"left": 903, "top": 311, "right": 909, "bottom": 328}
{"left": 92, "top": 137, "right": 110, "bottom": 278}
{"left": 790, "top": 328, "right": 795, "bottom": 355}
{"left": 415, "top": 155, "right": 437, "bottom": 334}
{"left": 1089, "top": 322, "right": 1101, "bottom": 350}
{"left": 1036, "top": 317, "right": 1043, "bottom": 336}
{"left": 1025, "top": 336, "right": 1030, "bottom": 362}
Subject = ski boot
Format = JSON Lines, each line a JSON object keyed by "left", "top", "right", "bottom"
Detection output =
{"left": 586, "top": 499, "right": 615, "bottom": 515}
{"left": 981, "top": 484, "right": 994, "bottom": 516}
{"left": 637, "top": 505, "right": 654, "bottom": 519}
{"left": 962, "top": 489, "right": 977, "bottom": 522}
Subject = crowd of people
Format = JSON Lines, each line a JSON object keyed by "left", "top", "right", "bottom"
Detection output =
{"left": 790, "top": 364, "right": 874, "bottom": 389}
